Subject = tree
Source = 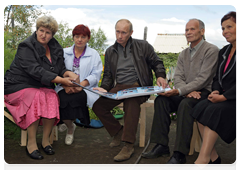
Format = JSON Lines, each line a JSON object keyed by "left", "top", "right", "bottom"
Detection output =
{"left": 88, "top": 27, "right": 108, "bottom": 54}
{"left": 4, "top": 31, "right": 16, "bottom": 74}
{"left": 54, "top": 22, "right": 73, "bottom": 48}
{"left": 158, "top": 53, "right": 179, "bottom": 69}
{"left": 4, "top": 5, "right": 46, "bottom": 49}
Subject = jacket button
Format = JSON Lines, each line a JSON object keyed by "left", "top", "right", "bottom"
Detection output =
{"left": 50, "top": 67, "right": 54, "bottom": 71}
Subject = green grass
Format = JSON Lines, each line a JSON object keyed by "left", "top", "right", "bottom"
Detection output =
{"left": 4, "top": 117, "right": 22, "bottom": 141}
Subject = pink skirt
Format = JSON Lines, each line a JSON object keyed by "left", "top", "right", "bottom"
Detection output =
{"left": 4, "top": 88, "right": 60, "bottom": 129}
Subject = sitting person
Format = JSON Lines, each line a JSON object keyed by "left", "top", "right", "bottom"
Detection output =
{"left": 192, "top": 11, "right": 236, "bottom": 164}
{"left": 92, "top": 19, "right": 167, "bottom": 162}
{"left": 4, "top": 15, "right": 79, "bottom": 160}
{"left": 141, "top": 18, "right": 219, "bottom": 164}
{"left": 55, "top": 24, "right": 103, "bottom": 145}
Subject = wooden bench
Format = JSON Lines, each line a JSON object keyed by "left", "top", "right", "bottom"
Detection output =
{"left": 140, "top": 99, "right": 201, "bottom": 153}
{"left": 118, "top": 99, "right": 201, "bottom": 153}
{"left": 4, "top": 103, "right": 58, "bottom": 146}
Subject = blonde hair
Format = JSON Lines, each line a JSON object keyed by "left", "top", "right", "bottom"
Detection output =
{"left": 36, "top": 15, "right": 58, "bottom": 35}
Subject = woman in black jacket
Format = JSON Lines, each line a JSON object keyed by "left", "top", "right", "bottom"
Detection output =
{"left": 4, "top": 15, "right": 79, "bottom": 160}
{"left": 192, "top": 11, "right": 236, "bottom": 164}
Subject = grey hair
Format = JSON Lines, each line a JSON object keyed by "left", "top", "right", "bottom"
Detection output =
{"left": 188, "top": 18, "right": 205, "bottom": 40}
{"left": 115, "top": 19, "right": 133, "bottom": 32}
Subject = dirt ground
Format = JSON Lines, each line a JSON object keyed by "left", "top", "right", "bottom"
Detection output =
{"left": 4, "top": 106, "right": 236, "bottom": 166}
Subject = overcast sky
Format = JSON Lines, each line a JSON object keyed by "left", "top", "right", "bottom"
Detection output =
{"left": 41, "top": 4, "right": 236, "bottom": 49}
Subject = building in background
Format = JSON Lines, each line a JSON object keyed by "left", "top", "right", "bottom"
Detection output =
{"left": 153, "top": 34, "right": 188, "bottom": 54}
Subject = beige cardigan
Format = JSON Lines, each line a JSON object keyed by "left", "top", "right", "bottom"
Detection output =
{"left": 174, "top": 41, "right": 219, "bottom": 96}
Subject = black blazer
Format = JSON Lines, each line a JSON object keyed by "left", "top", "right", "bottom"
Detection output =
{"left": 4, "top": 32, "right": 69, "bottom": 94}
{"left": 212, "top": 44, "right": 236, "bottom": 100}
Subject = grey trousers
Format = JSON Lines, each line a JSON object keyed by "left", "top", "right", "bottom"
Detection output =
{"left": 150, "top": 89, "right": 210, "bottom": 155}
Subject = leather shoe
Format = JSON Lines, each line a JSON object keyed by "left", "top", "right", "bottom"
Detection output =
{"left": 213, "top": 156, "right": 221, "bottom": 170}
{"left": 26, "top": 148, "right": 44, "bottom": 160}
{"left": 209, "top": 156, "right": 221, "bottom": 164}
{"left": 142, "top": 144, "right": 170, "bottom": 159}
{"left": 41, "top": 145, "right": 55, "bottom": 155}
{"left": 162, "top": 156, "right": 187, "bottom": 170}
{"left": 187, "top": 161, "right": 213, "bottom": 170}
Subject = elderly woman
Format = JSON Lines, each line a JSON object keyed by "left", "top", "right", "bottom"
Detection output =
{"left": 4, "top": 16, "right": 79, "bottom": 160}
{"left": 192, "top": 11, "right": 236, "bottom": 164}
{"left": 55, "top": 24, "right": 102, "bottom": 145}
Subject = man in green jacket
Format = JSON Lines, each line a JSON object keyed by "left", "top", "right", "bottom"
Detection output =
{"left": 141, "top": 19, "right": 219, "bottom": 164}
{"left": 93, "top": 19, "right": 166, "bottom": 162}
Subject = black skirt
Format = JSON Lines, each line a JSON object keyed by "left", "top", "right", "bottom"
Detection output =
{"left": 191, "top": 99, "right": 236, "bottom": 144}
{"left": 58, "top": 89, "right": 90, "bottom": 125}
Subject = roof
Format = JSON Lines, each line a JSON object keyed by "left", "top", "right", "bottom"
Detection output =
{"left": 153, "top": 34, "right": 189, "bottom": 53}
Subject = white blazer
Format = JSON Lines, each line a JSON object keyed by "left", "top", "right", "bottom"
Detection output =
{"left": 55, "top": 44, "right": 103, "bottom": 108}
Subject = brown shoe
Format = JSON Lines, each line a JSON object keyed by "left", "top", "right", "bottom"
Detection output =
{"left": 109, "top": 127, "right": 123, "bottom": 147}
{"left": 114, "top": 143, "right": 134, "bottom": 162}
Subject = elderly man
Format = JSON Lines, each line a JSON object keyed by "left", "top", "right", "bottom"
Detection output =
{"left": 92, "top": 19, "right": 166, "bottom": 162}
{"left": 141, "top": 19, "right": 219, "bottom": 164}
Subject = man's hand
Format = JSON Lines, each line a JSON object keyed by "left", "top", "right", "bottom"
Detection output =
{"left": 158, "top": 89, "right": 179, "bottom": 97}
{"left": 156, "top": 77, "right": 167, "bottom": 89}
{"left": 93, "top": 87, "right": 107, "bottom": 92}
{"left": 186, "top": 91, "right": 201, "bottom": 99}
{"left": 208, "top": 90, "right": 226, "bottom": 103}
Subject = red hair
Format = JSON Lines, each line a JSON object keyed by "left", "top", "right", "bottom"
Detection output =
{"left": 72, "top": 24, "right": 91, "bottom": 38}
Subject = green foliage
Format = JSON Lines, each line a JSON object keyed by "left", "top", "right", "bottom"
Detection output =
{"left": 157, "top": 53, "right": 179, "bottom": 69}
{"left": 89, "top": 106, "right": 124, "bottom": 120}
{"left": 88, "top": 27, "right": 108, "bottom": 55}
{"left": 89, "top": 108, "right": 99, "bottom": 120}
{"left": 4, "top": 31, "right": 16, "bottom": 74}
{"left": 170, "top": 112, "right": 177, "bottom": 120}
{"left": 4, "top": 5, "right": 47, "bottom": 49}
{"left": 54, "top": 22, "right": 73, "bottom": 48}
{"left": 110, "top": 107, "right": 124, "bottom": 115}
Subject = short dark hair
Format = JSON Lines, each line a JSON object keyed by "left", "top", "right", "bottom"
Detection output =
{"left": 221, "top": 11, "right": 236, "bottom": 24}
{"left": 72, "top": 24, "right": 91, "bottom": 39}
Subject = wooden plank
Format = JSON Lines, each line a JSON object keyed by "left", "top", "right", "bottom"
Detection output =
{"left": 139, "top": 104, "right": 146, "bottom": 147}
{"left": 20, "top": 130, "right": 27, "bottom": 146}
{"left": 189, "top": 121, "right": 201, "bottom": 155}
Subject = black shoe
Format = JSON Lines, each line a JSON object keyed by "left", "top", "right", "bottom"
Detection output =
{"left": 162, "top": 155, "right": 187, "bottom": 170}
{"left": 142, "top": 144, "right": 170, "bottom": 159}
{"left": 187, "top": 161, "right": 213, "bottom": 170}
{"left": 213, "top": 156, "right": 221, "bottom": 170}
{"left": 26, "top": 148, "right": 44, "bottom": 160}
{"left": 209, "top": 156, "right": 221, "bottom": 164}
{"left": 41, "top": 145, "right": 55, "bottom": 155}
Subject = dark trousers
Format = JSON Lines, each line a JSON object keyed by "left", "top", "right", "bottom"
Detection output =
{"left": 150, "top": 89, "right": 210, "bottom": 155}
{"left": 92, "top": 83, "right": 147, "bottom": 143}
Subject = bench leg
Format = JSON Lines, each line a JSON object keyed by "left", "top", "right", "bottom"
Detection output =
{"left": 50, "top": 126, "right": 58, "bottom": 144}
{"left": 20, "top": 130, "right": 27, "bottom": 146}
{"left": 139, "top": 104, "right": 146, "bottom": 147}
{"left": 189, "top": 121, "right": 201, "bottom": 155}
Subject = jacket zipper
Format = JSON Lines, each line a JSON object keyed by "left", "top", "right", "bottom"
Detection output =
{"left": 130, "top": 44, "right": 143, "bottom": 86}
{"left": 113, "top": 48, "right": 119, "bottom": 87}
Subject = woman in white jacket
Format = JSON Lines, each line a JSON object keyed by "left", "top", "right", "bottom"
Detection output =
{"left": 55, "top": 24, "right": 103, "bottom": 145}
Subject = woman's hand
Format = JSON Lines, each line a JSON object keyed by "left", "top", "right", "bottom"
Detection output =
{"left": 63, "top": 71, "right": 79, "bottom": 82}
{"left": 208, "top": 90, "right": 226, "bottom": 103}
{"left": 61, "top": 77, "right": 76, "bottom": 86}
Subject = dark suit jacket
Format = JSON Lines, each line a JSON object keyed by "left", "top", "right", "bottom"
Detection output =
{"left": 212, "top": 44, "right": 236, "bottom": 100}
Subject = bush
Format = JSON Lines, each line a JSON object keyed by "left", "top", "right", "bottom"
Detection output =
{"left": 4, "top": 32, "right": 16, "bottom": 74}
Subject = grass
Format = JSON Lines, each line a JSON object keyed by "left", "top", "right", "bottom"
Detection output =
{"left": 4, "top": 117, "right": 22, "bottom": 141}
